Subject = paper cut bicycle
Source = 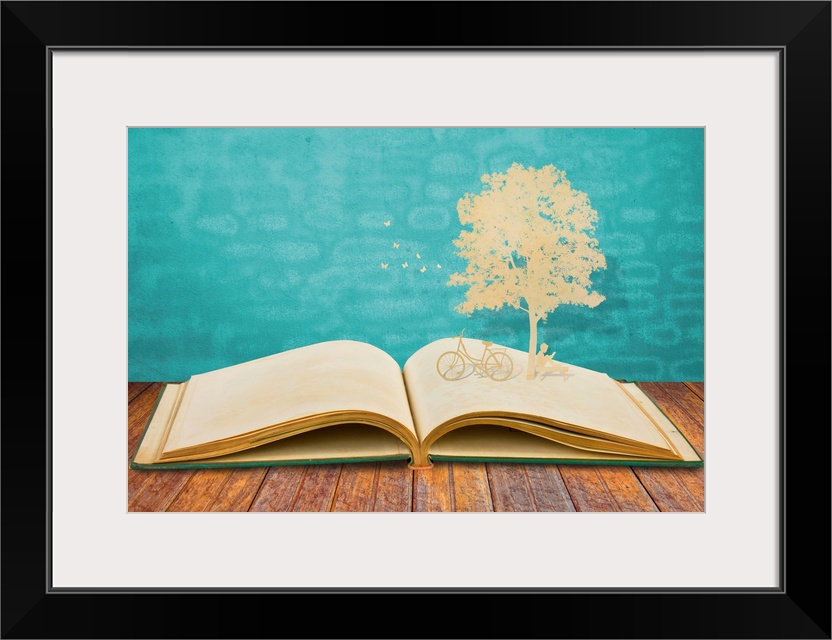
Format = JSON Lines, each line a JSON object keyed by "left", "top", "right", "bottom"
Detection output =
{"left": 436, "top": 329, "right": 514, "bottom": 381}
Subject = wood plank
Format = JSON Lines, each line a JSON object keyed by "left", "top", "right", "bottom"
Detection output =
{"left": 660, "top": 381, "right": 705, "bottom": 434}
{"left": 486, "top": 463, "right": 535, "bottom": 512}
{"left": 558, "top": 466, "right": 616, "bottom": 511}
{"left": 127, "top": 383, "right": 167, "bottom": 505}
{"left": 558, "top": 465, "right": 658, "bottom": 512}
{"left": 632, "top": 466, "right": 703, "bottom": 512}
{"left": 332, "top": 463, "right": 377, "bottom": 512}
{"left": 161, "top": 466, "right": 268, "bottom": 513}
{"left": 685, "top": 381, "right": 704, "bottom": 400}
{"left": 166, "top": 468, "right": 230, "bottom": 512}
{"left": 524, "top": 464, "right": 576, "bottom": 512}
{"left": 128, "top": 381, "right": 152, "bottom": 403}
{"left": 633, "top": 382, "right": 705, "bottom": 511}
{"left": 249, "top": 465, "right": 306, "bottom": 512}
{"left": 413, "top": 463, "right": 453, "bottom": 512}
{"left": 596, "top": 466, "right": 659, "bottom": 512}
{"left": 291, "top": 464, "right": 341, "bottom": 512}
{"left": 670, "top": 466, "right": 705, "bottom": 507}
{"left": 129, "top": 470, "right": 193, "bottom": 512}
{"left": 372, "top": 461, "right": 413, "bottom": 512}
{"left": 451, "top": 462, "right": 493, "bottom": 512}
{"left": 208, "top": 468, "right": 269, "bottom": 512}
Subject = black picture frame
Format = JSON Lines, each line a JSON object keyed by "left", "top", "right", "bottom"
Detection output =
{"left": 2, "top": 2, "right": 829, "bottom": 638}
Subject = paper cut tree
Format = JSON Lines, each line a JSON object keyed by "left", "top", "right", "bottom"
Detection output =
{"left": 447, "top": 163, "right": 607, "bottom": 379}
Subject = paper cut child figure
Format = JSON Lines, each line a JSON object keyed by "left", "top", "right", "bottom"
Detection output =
{"left": 535, "top": 343, "right": 554, "bottom": 369}
{"left": 535, "top": 343, "right": 569, "bottom": 380}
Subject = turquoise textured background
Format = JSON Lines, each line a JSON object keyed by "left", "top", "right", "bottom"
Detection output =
{"left": 128, "top": 127, "right": 704, "bottom": 382}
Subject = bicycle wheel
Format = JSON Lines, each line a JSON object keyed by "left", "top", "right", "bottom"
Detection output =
{"left": 436, "top": 351, "right": 466, "bottom": 380}
{"left": 484, "top": 351, "right": 513, "bottom": 381}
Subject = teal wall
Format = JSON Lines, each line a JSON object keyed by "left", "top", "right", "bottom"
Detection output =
{"left": 128, "top": 127, "right": 704, "bottom": 382}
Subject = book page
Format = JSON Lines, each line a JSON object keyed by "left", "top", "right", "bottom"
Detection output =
{"left": 163, "top": 340, "right": 415, "bottom": 452}
{"left": 620, "top": 382, "right": 702, "bottom": 462}
{"left": 131, "top": 383, "right": 185, "bottom": 465}
{"left": 403, "top": 337, "right": 672, "bottom": 451}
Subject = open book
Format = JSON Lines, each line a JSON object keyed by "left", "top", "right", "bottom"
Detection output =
{"left": 130, "top": 337, "right": 703, "bottom": 470}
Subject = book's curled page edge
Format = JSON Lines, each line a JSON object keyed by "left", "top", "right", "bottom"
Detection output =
{"left": 134, "top": 424, "right": 412, "bottom": 469}
{"left": 427, "top": 425, "right": 703, "bottom": 466}
{"left": 131, "top": 385, "right": 414, "bottom": 469}
{"left": 131, "top": 382, "right": 186, "bottom": 466}
{"left": 425, "top": 405, "right": 702, "bottom": 466}
{"left": 622, "top": 382, "right": 702, "bottom": 463}
{"left": 425, "top": 382, "right": 703, "bottom": 465}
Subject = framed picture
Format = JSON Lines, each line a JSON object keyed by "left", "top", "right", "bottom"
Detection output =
{"left": 5, "top": 2, "right": 828, "bottom": 638}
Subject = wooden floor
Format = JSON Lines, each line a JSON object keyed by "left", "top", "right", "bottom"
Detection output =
{"left": 127, "top": 381, "right": 704, "bottom": 512}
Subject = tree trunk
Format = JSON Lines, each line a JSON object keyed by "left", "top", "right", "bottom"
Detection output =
{"left": 527, "top": 314, "right": 539, "bottom": 379}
